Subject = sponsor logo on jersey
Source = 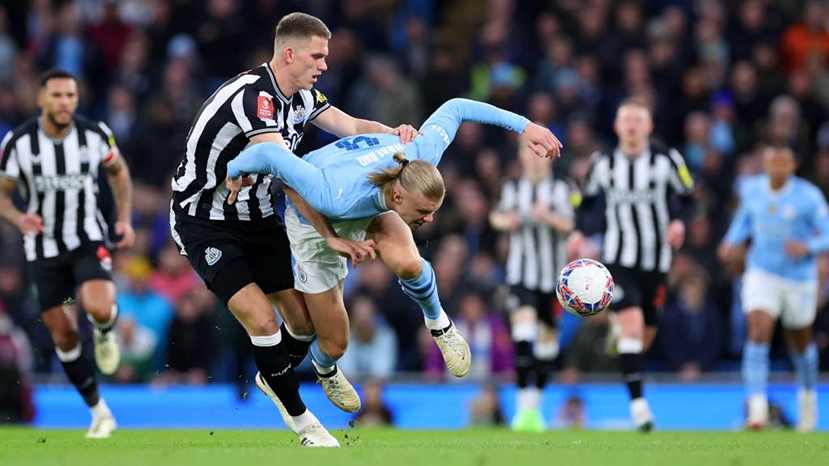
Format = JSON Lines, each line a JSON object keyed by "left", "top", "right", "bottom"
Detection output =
{"left": 33, "top": 174, "right": 88, "bottom": 192}
{"left": 205, "top": 247, "right": 222, "bottom": 266}
{"left": 291, "top": 106, "right": 306, "bottom": 124}
{"left": 315, "top": 90, "right": 327, "bottom": 104}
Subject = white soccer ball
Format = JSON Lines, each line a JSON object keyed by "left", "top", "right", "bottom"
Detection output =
{"left": 556, "top": 258, "right": 614, "bottom": 317}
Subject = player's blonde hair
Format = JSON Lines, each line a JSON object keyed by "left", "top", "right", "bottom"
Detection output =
{"left": 368, "top": 153, "right": 445, "bottom": 201}
{"left": 274, "top": 12, "right": 331, "bottom": 49}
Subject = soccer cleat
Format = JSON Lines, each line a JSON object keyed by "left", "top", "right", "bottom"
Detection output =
{"left": 746, "top": 394, "right": 768, "bottom": 431}
{"left": 254, "top": 371, "right": 297, "bottom": 431}
{"left": 86, "top": 412, "right": 117, "bottom": 439}
{"left": 797, "top": 389, "right": 817, "bottom": 433}
{"left": 318, "top": 366, "right": 361, "bottom": 413}
{"left": 431, "top": 322, "right": 471, "bottom": 377}
{"left": 93, "top": 328, "right": 120, "bottom": 375}
{"left": 298, "top": 423, "right": 340, "bottom": 447}
{"left": 630, "top": 398, "right": 654, "bottom": 432}
{"left": 510, "top": 408, "right": 546, "bottom": 432}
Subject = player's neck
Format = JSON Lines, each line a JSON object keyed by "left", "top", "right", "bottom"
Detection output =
{"left": 768, "top": 177, "right": 789, "bottom": 192}
{"left": 619, "top": 142, "right": 646, "bottom": 157}
{"left": 270, "top": 59, "right": 299, "bottom": 96}
{"left": 39, "top": 114, "right": 73, "bottom": 140}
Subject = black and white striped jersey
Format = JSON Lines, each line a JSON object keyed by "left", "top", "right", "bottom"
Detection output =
{"left": 0, "top": 116, "right": 119, "bottom": 262}
{"left": 496, "top": 177, "right": 573, "bottom": 293}
{"left": 578, "top": 143, "right": 694, "bottom": 273}
{"left": 171, "top": 63, "right": 330, "bottom": 222}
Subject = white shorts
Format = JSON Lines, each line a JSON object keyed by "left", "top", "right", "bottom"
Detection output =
{"left": 741, "top": 268, "right": 817, "bottom": 329}
{"left": 284, "top": 206, "right": 382, "bottom": 294}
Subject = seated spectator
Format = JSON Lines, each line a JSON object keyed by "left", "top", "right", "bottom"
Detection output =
{"left": 555, "top": 393, "right": 586, "bottom": 429}
{"left": 155, "top": 287, "right": 216, "bottom": 385}
{"left": 150, "top": 241, "right": 200, "bottom": 304}
{"left": 468, "top": 383, "right": 505, "bottom": 427}
{"left": 339, "top": 295, "right": 397, "bottom": 380}
{"left": 117, "top": 255, "right": 173, "bottom": 367}
{"left": 112, "top": 316, "right": 157, "bottom": 384}
{"left": 352, "top": 379, "right": 393, "bottom": 427}
{"left": 0, "top": 305, "right": 34, "bottom": 423}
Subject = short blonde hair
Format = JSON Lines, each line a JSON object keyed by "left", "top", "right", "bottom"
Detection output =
{"left": 275, "top": 12, "right": 331, "bottom": 49}
{"left": 368, "top": 153, "right": 445, "bottom": 201}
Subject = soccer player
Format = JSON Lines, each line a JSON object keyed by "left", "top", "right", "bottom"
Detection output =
{"left": 170, "top": 12, "right": 414, "bottom": 447}
{"left": 719, "top": 146, "right": 827, "bottom": 432}
{"left": 0, "top": 69, "right": 135, "bottom": 438}
{"left": 224, "top": 98, "right": 562, "bottom": 397}
{"left": 489, "top": 147, "right": 573, "bottom": 432}
{"left": 566, "top": 99, "right": 694, "bottom": 431}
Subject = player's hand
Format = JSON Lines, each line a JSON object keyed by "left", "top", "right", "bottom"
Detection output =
{"left": 566, "top": 231, "right": 585, "bottom": 260}
{"left": 521, "top": 122, "right": 563, "bottom": 158}
{"left": 530, "top": 204, "right": 552, "bottom": 223}
{"left": 17, "top": 213, "right": 43, "bottom": 235}
{"left": 666, "top": 220, "right": 685, "bottom": 250}
{"left": 225, "top": 175, "right": 255, "bottom": 205}
{"left": 785, "top": 240, "right": 809, "bottom": 259}
{"left": 391, "top": 124, "right": 418, "bottom": 144}
{"left": 114, "top": 221, "right": 135, "bottom": 249}
{"left": 326, "top": 237, "right": 377, "bottom": 265}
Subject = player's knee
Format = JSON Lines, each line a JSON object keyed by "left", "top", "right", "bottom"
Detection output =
{"left": 85, "top": 302, "right": 113, "bottom": 323}
{"left": 396, "top": 257, "right": 423, "bottom": 280}
{"left": 249, "top": 317, "right": 280, "bottom": 337}
{"left": 318, "top": 336, "right": 348, "bottom": 360}
{"left": 52, "top": 330, "right": 79, "bottom": 351}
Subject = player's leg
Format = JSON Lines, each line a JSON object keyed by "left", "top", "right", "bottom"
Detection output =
{"left": 782, "top": 280, "right": 819, "bottom": 432}
{"left": 740, "top": 270, "right": 780, "bottom": 429}
{"left": 74, "top": 245, "right": 120, "bottom": 375}
{"left": 266, "top": 289, "right": 314, "bottom": 369}
{"left": 508, "top": 291, "right": 545, "bottom": 432}
{"left": 32, "top": 256, "right": 115, "bottom": 439}
{"left": 368, "top": 212, "right": 470, "bottom": 377}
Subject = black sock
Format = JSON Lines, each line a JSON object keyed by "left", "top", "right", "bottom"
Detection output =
{"left": 280, "top": 322, "right": 312, "bottom": 368}
{"left": 620, "top": 352, "right": 644, "bottom": 400}
{"left": 88, "top": 306, "right": 118, "bottom": 334}
{"left": 534, "top": 357, "right": 554, "bottom": 389}
{"left": 514, "top": 340, "right": 534, "bottom": 388}
{"left": 60, "top": 352, "right": 100, "bottom": 407}
{"left": 252, "top": 340, "right": 306, "bottom": 416}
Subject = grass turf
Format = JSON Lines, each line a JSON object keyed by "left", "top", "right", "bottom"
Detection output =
{"left": 1, "top": 428, "right": 828, "bottom": 466}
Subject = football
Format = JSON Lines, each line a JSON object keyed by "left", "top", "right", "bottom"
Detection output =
{"left": 556, "top": 258, "right": 614, "bottom": 317}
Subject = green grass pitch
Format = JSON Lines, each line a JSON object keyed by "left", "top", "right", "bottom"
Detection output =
{"left": 1, "top": 428, "right": 828, "bottom": 466}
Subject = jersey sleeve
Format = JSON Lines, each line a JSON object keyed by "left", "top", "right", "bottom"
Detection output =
{"left": 496, "top": 182, "right": 516, "bottom": 212}
{"left": 722, "top": 184, "right": 752, "bottom": 245}
{"left": 574, "top": 153, "right": 607, "bottom": 234}
{"left": 666, "top": 148, "right": 694, "bottom": 194}
{"left": 307, "top": 89, "right": 331, "bottom": 122}
{"left": 96, "top": 122, "right": 121, "bottom": 166}
{"left": 413, "top": 98, "right": 530, "bottom": 165}
{"left": 551, "top": 181, "right": 574, "bottom": 220}
{"left": 807, "top": 187, "right": 829, "bottom": 254}
{"left": 0, "top": 130, "right": 20, "bottom": 179}
{"left": 233, "top": 86, "right": 282, "bottom": 138}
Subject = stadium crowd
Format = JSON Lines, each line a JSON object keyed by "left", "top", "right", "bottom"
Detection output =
{"left": 2, "top": 0, "right": 829, "bottom": 393}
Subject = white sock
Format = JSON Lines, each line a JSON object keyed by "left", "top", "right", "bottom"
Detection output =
{"left": 312, "top": 360, "right": 335, "bottom": 376}
{"left": 517, "top": 387, "right": 540, "bottom": 411}
{"left": 292, "top": 409, "right": 319, "bottom": 432}
{"left": 91, "top": 399, "right": 111, "bottom": 418}
{"left": 424, "top": 310, "right": 451, "bottom": 330}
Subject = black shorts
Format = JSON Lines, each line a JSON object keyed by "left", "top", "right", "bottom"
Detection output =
{"left": 506, "top": 285, "right": 557, "bottom": 328}
{"left": 171, "top": 212, "right": 294, "bottom": 304}
{"left": 27, "top": 242, "right": 113, "bottom": 312}
{"left": 606, "top": 264, "right": 667, "bottom": 327}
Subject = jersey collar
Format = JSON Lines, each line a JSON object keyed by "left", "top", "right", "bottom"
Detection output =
{"left": 264, "top": 63, "right": 291, "bottom": 104}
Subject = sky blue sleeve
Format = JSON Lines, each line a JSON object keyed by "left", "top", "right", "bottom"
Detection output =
{"left": 227, "top": 142, "right": 334, "bottom": 215}
{"left": 722, "top": 190, "right": 752, "bottom": 245}
{"left": 413, "top": 98, "right": 530, "bottom": 165}
{"left": 807, "top": 189, "right": 829, "bottom": 254}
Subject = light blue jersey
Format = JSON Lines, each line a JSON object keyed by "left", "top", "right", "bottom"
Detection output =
{"left": 723, "top": 175, "right": 829, "bottom": 281}
{"left": 227, "top": 98, "right": 530, "bottom": 221}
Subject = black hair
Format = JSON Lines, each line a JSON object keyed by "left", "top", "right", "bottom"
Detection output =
{"left": 39, "top": 69, "right": 77, "bottom": 87}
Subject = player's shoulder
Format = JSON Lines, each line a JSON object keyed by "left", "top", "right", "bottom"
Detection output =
{"left": 792, "top": 176, "right": 826, "bottom": 200}
{"left": 738, "top": 175, "right": 767, "bottom": 196}
{"left": 3, "top": 117, "right": 39, "bottom": 144}
{"left": 74, "top": 115, "right": 114, "bottom": 142}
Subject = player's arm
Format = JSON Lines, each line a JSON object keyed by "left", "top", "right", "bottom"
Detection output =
{"left": 718, "top": 187, "right": 752, "bottom": 264}
{"left": 311, "top": 101, "right": 417, "bottom": 143}
{"left": 535, "top": 179, "right": 575, "bottom": 234}
{"left": 665, "top": 148, "right": 695, "bottom": 249}
{"left": 567, "top": 153, "right": 605, "bottom": 258}
{"left": 98, "top": 123, "right": 134, "bottom": 249}
{"left": 413, "top": 98, "right": 562, "bottom": 165}
{"left": 789, "top": 189, "right": 829, "bottom": 259}
{"left": 0, "top": 136, "right": 42, "bottom": 235}
{"left": 489, "top": 182, "right": 521, "bottom": 232}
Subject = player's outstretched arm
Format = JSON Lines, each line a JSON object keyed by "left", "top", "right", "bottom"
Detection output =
{"left": 312, "top": 105, "right": 418, "bottom": 143}
{"left": 415, "top": 98, "right": 562, "bottom": 165}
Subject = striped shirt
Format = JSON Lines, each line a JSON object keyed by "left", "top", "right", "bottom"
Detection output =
{"left": 0, "top": 116, "right": 119, "bottom": 261}
{"left": 171, "top": 63, "right": 330, "bottom": 221}
{"left": 497, "top": 177, "right": 573, "bottom": 292}
{"left": 579, "top": 143, "right": 694, "bottom": 273}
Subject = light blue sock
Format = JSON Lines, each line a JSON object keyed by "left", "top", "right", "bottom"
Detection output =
{"left": 791, "top": 343, "right": 819, "bottom": 390}
{"left": 309, "top": 339, "right": 338, "bottom": 375}
{"left": 399, "top": 258, "right": 442, "bottom": 321}
{"left": 742, "top": 342, "right": 769, "bottom": 397}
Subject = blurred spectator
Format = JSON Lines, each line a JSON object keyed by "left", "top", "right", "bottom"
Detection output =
{"left": 339, "top": 295, "right": 398, "bottom": 379}
{"left": 156, "top": 287, "right": 216, "bottom": 385}
{"left": 150, "top": 242, "right": 199, "bottom": 305}
{"left": 0, "top": 306, "right": 34, "bottom": 423}
{"left": 781, "top": 0, "right": 829, "bottom": 73}
{"left": 351, "top": 379, "right": 393, "bottom": 427}
{"left": 346, "top": 54, "right": 422, "bottom": 127}
{"left": 0, "top": 6, "right": 17, "bottom": 84}
{"left": 112, "top": 315, "right": 157, "bottom": 383}
{"left": 116, "top": 255, "right": 173, "bottom": 365}
{"left": 555, "top": 393, "right": 586, "bottom": 429}
{"left": 468, "top": 383, "right": 505, "bottom": 426}
{"left": 196, "top": 0, "right": 245, "bottom": 85}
